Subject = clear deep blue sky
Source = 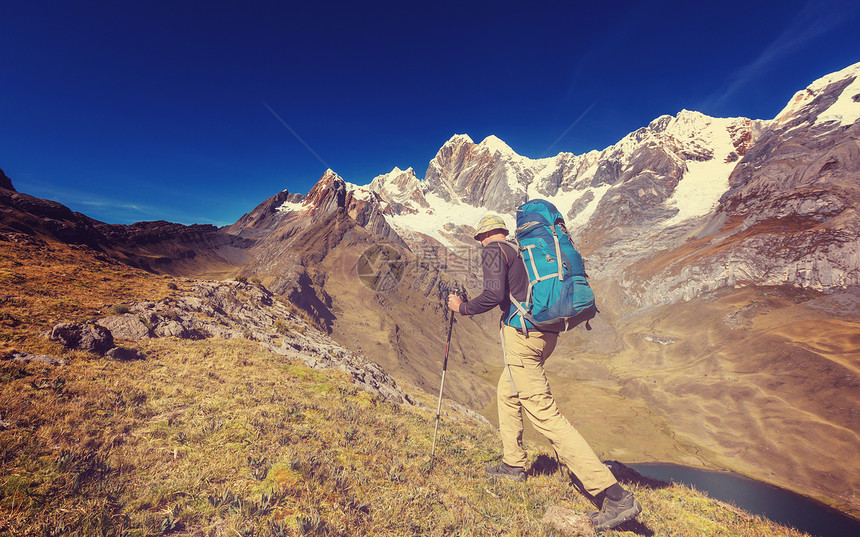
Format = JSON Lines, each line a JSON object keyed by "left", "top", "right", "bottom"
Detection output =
{"left": 2, "top": 1, "right": 858, "bottom": 226}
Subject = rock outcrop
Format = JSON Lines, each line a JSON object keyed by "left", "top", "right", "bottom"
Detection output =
{"left": 97, "top": 314, "right": 153, "bottom": 339}
{"left": 50, "top": 322, "right": 114, "bottom": 354}
{"left": 3, "top": 351, "right": 66, "bottom": 366}
{"left": 95, "top": 279, "right": 415, "bottom": 404}
{"left": 0, "top": 168, "right": 14, "bottom": 191}
{"left": 226, "top": 189, "right": 304, "bottom": 238}
{"left": 105, "top": 346, "right": 145, "bottom": 361}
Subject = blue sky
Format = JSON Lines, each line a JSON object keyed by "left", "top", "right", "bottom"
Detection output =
{"left": 1, "top": 1, "right": 858, "bottom": 226}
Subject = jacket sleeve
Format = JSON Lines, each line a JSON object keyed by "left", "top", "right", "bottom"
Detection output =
{"left": 460, "top": 244, "right": 507, "bottom": 315}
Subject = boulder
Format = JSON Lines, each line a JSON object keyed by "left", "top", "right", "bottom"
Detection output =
{"left": 4, "top": 351, "right": 66, "bottom": 366}
{"left": 106, "top": 346, "right": 145, "bottom": 361}
{"left": 97, "top": 314, "right": 151, "bottom": 339}
{"left": 153, "top": 320, "right": 189, "bottom": 338}
{"left": 50, "top": 322, "right": 114, "bottom": 354}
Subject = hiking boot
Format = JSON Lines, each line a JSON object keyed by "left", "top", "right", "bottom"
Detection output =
{"left": 587, "top": 490, "right": 641, "bottom": 531}
{"left": 485, "top": 461, "right": 526, "bottom": 482}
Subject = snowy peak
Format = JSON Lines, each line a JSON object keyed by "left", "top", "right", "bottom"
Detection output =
{"left": 369, "top": 167, "right": 428, "bottom": 212}
{"left": 775, "top": 61, "right": 860, "bottom": 127}
{"left": 424, "top": 133, "right": 542, "bottom": 212}
{"left": 250, "top": 168, "right": 402, "bottom": 246}
{"left": 477, "top": 135, "right": 517, "bottom": 157}
{"left": 266, "top": 107, "right": 760, "bottom": 245}
{"left": 301, "top": 169, "right": 346, "bottom": 215}
{"left": 410, "top": 108, "right": 760, "bottom": 238}
{"left": 228, "top": 61, "right": 860, "bottom": 320}
{"left": 660, "top": 114, "right": 747, "bottom": 226}
{"left": 617, "top": 109, "right": 751, "bottom": 163}
{"left": 445, "top": 133, "right": 474, "bottom": 146}
{"left": 369, "top": 166, "right": 418, "bottom": 196}
{"left": 302, "top": 169, "right": 391, "bottom": 217}
{"left": 550, "top": 109, "right": 762, "bottom": 231}
{"left": 721, "top": 63, "right": 860, "bottom": 220}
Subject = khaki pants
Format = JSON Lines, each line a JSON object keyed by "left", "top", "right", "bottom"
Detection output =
{"left": 498, "top": 324, "right": 617, "bottom": 496}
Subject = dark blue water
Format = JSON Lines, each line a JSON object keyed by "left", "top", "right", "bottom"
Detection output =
{"left": 629, "top": 463, "right": 860, "bottom": 537}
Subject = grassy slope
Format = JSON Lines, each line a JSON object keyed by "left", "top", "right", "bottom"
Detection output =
{"left": 0, "top": 238, "right": 814, "bottom": 536}
{"left": 0, "top": 236, "right": 172, "bottom": 357}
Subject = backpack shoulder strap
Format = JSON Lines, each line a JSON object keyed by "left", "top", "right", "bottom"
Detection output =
{"left": 493, "top": 239, "right": 531, "bottom": 337}
{"left": 489, "top": 239, "right": 519, "bottom": 266}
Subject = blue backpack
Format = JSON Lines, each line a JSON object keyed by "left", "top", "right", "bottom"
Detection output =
{"left": 505, "top": 199, "right": 597, "bottom": 334}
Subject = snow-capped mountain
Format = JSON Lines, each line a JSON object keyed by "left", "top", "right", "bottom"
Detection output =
{"left": 363, "top": 111, "right": 759, "bottom": 234}
{"left": 667, "top": 61, "right": 860, "bottom": 304}
{"left": 280, "top": 112, "right": 762, "bottom": 251}
{"left": 368, "top": 166, "right": 428, "bottom": 212}
{"left": 775, "top": 62, "right": 860, "bottom": 127}
{"left": 236, "top": 61, "right": 860, "bottom": 306}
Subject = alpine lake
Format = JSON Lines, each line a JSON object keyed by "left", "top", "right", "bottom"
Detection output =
{"left": 629, "top": 464, "right": 860, "bottom": 537}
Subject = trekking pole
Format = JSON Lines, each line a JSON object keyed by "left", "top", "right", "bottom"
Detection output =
{"left": 431, "top": 287, "right": 462, "bottom": 459}
{"left": 430, "top": 309, "right": 455, "bottom": 459}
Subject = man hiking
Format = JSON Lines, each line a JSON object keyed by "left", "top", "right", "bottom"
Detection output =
{"left": 447, "top": 213, "right": 641, "bottom": 531}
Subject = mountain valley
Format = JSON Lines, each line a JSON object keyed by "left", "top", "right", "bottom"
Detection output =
{"left": 1, "top": 61, "right": 859, "bottom": 527}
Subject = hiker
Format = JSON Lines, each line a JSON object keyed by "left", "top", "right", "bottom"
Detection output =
{"left": 447, "top": 212, "right": 641, "bottom": 531}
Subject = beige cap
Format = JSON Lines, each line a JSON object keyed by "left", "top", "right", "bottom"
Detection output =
{"left": 474, "top": 213, "right": 509, "bottom": 240}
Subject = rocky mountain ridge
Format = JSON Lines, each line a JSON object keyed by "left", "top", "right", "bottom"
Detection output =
{"left": 17, "top": 276, "right": 417, "bottom": 406}
{"left": 263, "top": 61, "right": 860, "bottom": 307}
{"left": 621, "top": 64, "right": 860, "bottom": 305}
{"left": 0, "top": 168, "right": 14, "bottom": 191}
{"left": 0, "top": 178, "right": 251, "bottom": 277}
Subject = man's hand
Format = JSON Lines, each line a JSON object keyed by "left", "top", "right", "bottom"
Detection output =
{"left": 447, "top": 294, "right": 463, "bottom": 313}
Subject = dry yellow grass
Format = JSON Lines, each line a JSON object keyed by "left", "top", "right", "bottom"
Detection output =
{"left": 0, "top": 236, "right": 174, "bottom": 355}
{"left": 0, "top": 237, "right": 817, "bottom": 536}
{"left": 0, "top": 336, "right": 814, "bottom": 537}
